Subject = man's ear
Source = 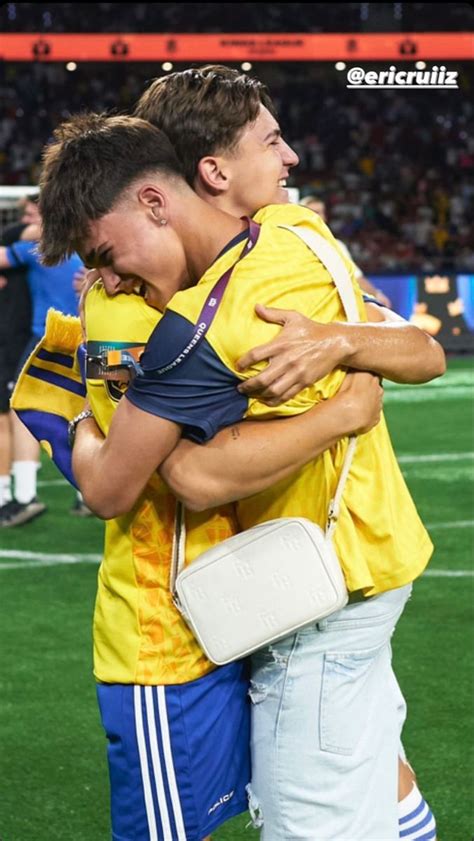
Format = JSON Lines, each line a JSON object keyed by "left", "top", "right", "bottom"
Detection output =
{"left": 137, "top": 184, "right": 168, "bottom": 219}
{"left": 196, "top": 156, "right": 231, "bottom": 197}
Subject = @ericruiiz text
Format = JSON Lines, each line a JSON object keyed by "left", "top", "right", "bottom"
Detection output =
{"left": 346, "top": 66, "right": 459, "bottom": 89}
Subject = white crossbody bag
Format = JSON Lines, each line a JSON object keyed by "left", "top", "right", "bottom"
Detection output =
{"left": 172, "top": 225, "right": 360, "bottom": 665}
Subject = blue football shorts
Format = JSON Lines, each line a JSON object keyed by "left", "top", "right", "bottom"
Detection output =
{"left": 96, "top": 660, "right": 250, "bottom": 841}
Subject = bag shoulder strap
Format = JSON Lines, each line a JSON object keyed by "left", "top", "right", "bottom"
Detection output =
{"left": 277, "top": 225, "right": 360, "bottom": 322}
{"left": 171, "top": 225, "right": 362, "bottom": 590}
{"left": 277, "top": 224, "right": 361, "bottom": 539}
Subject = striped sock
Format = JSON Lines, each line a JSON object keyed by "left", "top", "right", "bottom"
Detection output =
{"left": 399, "top": 783, "right": 437, "bottom": 840}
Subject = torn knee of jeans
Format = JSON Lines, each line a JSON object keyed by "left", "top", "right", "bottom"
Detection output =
{"left": 246, "top": 783, "right": 264, "bottom": 829}
{"left": 248, "top": 680, "right": 268, "bottom": 703}
{"left": 268, "top": 646, "right": 289, "bottom": 667}
{"left": 249, "top": 648, "right": 288, "bottom": 702}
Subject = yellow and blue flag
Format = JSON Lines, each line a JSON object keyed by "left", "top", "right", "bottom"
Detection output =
{"left": 11, "top": 309, "right": 85, "bottom": 487}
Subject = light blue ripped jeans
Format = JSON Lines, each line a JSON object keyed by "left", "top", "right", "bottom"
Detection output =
{"left": 247, "top": 584, "right": 412, "bottom": 841}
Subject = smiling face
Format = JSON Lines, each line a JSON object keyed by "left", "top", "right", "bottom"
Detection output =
{"left": 212, "top": 105, "right": 299, "bottom": 217}
{"left": 82, "top": 196, "right": 188, "bottom": 309}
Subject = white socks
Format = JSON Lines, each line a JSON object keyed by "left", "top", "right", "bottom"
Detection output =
{"left": 12, "top": 460, "right": 39, "bottom": 504}
{"left": 0, "top": 474, "right": 12, "bottom": 506}
{"left": 398, "top": 783, "right": 437, "bottom": 839}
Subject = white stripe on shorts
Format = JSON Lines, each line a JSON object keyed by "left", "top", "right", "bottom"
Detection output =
{"left": 156, "top": 687, "right": 187, "bottom": 841}
{"left": 145, "top": 686, "right": 173, "bottom": 841}
{"left": 134, "top": 686, "right": 158, "bottom": 841}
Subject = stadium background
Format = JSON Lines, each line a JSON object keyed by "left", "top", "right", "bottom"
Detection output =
{"left": 0, "top": 4, "right": 473, "bottom": 840}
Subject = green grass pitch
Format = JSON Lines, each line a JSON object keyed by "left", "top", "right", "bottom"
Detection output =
{"left": 0, "top": 358, "right": 472, "bottom": 841}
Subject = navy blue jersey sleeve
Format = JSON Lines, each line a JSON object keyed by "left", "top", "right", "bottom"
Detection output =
{"left": 126, "top": 310, "right": 248, "bottom": 443}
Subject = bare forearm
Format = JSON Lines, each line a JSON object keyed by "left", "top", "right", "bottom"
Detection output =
{"left": 161, "top": 394, "right": 359, "bottom": 511}
{"left": 72, "top": 418, "right": 124, "bottom": 519}
{"left": 20, "top": 223, "right": 41, "bottom": 241}
{"left": 72, "top": 400, "right": 180, "bottom": 518}
{"left": 236, "top": 303, "right": 446, "bottom": 406}
{"left": 340, "top": 320, "right": 446, "bottom": 383}
{"left": 0, "top": 247, "right": 10, "bottom": 270}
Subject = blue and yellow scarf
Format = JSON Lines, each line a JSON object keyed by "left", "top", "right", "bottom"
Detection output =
{"left": 11, "top": 309, "right": 85, "bottom": 487}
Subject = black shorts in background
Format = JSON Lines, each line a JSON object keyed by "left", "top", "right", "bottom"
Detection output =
{"left": 0, "top": 222, "right": 32, "bottom": 413}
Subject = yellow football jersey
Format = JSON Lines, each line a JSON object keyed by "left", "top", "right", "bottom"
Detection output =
{"left": 86, "top": 284, "right": 237, "bottom": 684}
{"left": 128, "top": 204, "right": 433, "bottom": 596}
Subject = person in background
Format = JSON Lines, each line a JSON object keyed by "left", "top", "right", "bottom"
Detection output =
{"left": 0, "top": 204, "right": 82, "bottom": 527}
{"left": 300, "top": 193, "right": 392, "bottom": 308}
{"left": 0, "top": 196, "right": 35, "bottom": 511}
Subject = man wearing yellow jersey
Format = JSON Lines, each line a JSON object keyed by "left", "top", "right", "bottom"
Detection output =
{"left": 14, "top": 70, "right": 391, "bottom": 841}
{"left": 84, "top": 286, "right": 249, "bottom": 841}
{"left": 37, "top": 109, "right": 443, "bottom": 841}
{"left": 56, "top": 278, "right": 382, "bottom": 841}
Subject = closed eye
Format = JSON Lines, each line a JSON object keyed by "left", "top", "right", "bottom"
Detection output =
{"left": 83, "top": 245, "right": 113, "bottom": 269}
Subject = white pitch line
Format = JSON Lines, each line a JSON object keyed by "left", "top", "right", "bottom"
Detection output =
{"left": 426, "top": 520, "right": 474, "bottom": 530}
{"left": 0, "top": 560, "right": 98, "bottom": 569}
{"left": 0, "top": 550, "right": 101, "bottom": 567}
{"left": 37, "top": 479, "right": 69, "bottom": 487}
{"left": 384, "top": 385, "right": 473, "bottom": 403}
{"left": 398, "top": 453, "right": 474, "bottom": 464}
{"left": 0, "top": 551, "right": 471, "bottom": 578}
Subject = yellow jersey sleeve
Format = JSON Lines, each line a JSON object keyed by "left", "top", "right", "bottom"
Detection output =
{"left": 162, "top": 204, "right": 366, "bottom": 425}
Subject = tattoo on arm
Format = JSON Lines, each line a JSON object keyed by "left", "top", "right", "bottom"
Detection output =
{"left": 230, "top": 426, "right": 241, "bottom": 440}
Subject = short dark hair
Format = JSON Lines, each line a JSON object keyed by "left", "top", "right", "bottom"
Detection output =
{"left": 39, "top": 112, "right": 184, "bottom": 265}
{"left": 134, "top": 65, "right": 276, "bottom": 185}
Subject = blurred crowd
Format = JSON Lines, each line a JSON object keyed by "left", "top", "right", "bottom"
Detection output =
{"left": 1, "top": 2, "right": 471, "bottom": 34}
{"left": 276, "top": 71, "right": 474, "bottom": 274}
{"left": 1, "top": 59, "right": 472, "bottom": 273}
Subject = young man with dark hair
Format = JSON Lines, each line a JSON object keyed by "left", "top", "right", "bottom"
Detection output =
{"left": 15, "top": 75, "right": 380, "bottom": 841}
{"left": 25, "top": 108, "right": 381, "bottom": 841}
{"left": 35, "top": 108, "right": 441, "bottom": 840}
{"left": 135, "top": 66, "right": 278, "bottom": 191}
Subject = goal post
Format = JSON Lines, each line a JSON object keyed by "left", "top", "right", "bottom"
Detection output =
{"left": 0, "top": 185, "right": 39, "bottom": 238}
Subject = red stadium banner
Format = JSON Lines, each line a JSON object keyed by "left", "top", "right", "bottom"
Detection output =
{"left": 1, "top": 33, "right": 473, "bottom": 62}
